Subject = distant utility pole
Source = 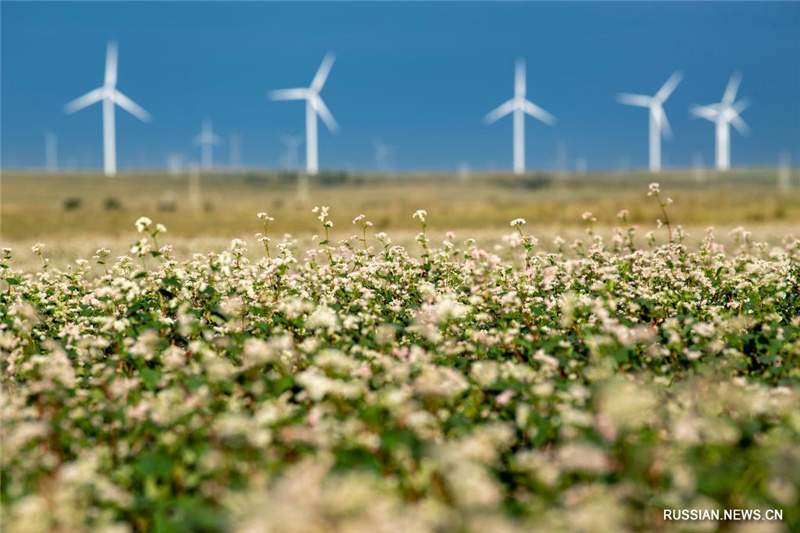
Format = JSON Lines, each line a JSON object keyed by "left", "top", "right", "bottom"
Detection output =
{"left": 556, "top": 140, "right": 567, "bottom": 174}
{"left": 45, "top": 132, "right": 58, "bottom": 173}
{"left": 778, "top": 152, "right": 791, "bottom": 192}
{"left": 692, "top": 152, "right": 705, "bottom": 183}
{"left": 230, "top": 133, "right": 241, "bottom": 170}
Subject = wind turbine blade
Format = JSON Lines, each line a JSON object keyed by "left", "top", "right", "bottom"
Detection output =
{"left": 515, "top": 59, "right": 526, "bottom": 98}
{"left": 64, "top": 88, "right": 104, "bottom": 114}
{"left": 690, "top": 104, "right": 719, "bottom": 121}
{"left": 733, "top": 97, "right": 751, "bottom": 115}
{"left": 617, "top": 93, "right": 652, "bottom": 108}
{"left": 484, "top": 100, "right": 514, "bottom": 124}
{"left": 105, "top": 42, "right": 118, "bottom": 87}
{"left": 269, "top": 88, "right": 309, "bottom": 101}
{"left": 314, "top": 97, "right": 339, "bottom": 132}
{"left": 722, "top": 72, "right": 741, "bottom": 106}
{"left": 523, "top": 100, "right": 556, "bottom": 126}
{"left": 112, "top": 90, "right": 152, "bottom": 122}
{"left": 731, "top": 114, "right": 750, "bottom": 135}
{"left": 655, "top": 70, "right": 683, "bottom": 102}
{"left": 657, "top": 107, "right": 673, "bottom": 139}
{"left": 311, "top": 52, "right": 336, "bottom": 92}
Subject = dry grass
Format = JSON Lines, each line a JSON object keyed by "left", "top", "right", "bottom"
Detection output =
{"left": 2, "top": 168, "right": 798, "bottom": 243}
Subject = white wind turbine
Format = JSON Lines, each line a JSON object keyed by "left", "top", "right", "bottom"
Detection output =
{"left": 194, "top": 119, "right": 222, "bottom": 170}
{"left": 374, "top": 138, "right": 393, "bottom": 171}
{"left": 64, "top": 42, "right": 151, "bottom": 177}
{"left": 280, "top": 134, "right": 303, "bottom": 170}
{"left": 691, "top": 73, "right": 750, "bottom": 171}
{"left": 617, "top": 71, "right": 683, "bottom": 173}
{"left": 485, "top": 59, "right": 556, "bottom": 175}
{"left": 270, "top": 53, "right": 339, "bottom": 175}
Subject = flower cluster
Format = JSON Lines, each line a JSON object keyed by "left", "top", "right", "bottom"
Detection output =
{"left": 1, "top": 195, "right": 799, "bottom": 532}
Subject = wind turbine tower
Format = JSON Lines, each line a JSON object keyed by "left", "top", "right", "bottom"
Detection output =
{"left": 374, "top": 138, "right": 393, "bottom": 172}
{"left": 280, "top": 134, "right": 303, "bottom": 170}
{"left": 194, "top": 119, "right": 222, "bottom": 170}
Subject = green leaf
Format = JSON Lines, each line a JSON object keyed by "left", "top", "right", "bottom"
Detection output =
{"left": 137, "top": 451, "right": 172, "bottom": 477}
{"left": 141, "top": 368, "right": 162, "bottom": 391}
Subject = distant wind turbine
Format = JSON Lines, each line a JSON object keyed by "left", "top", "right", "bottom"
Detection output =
{"left": 280, "top": 134, "right": 303, "bottom": 170}
{"left": 617, "top": 71, "right": 683, "bottom": 173}
{"left": 484, "top": 59, "right": 556, "bottom": 175}
{"left": 64, "top": 42, "right": 151, "bottom": 177}
{"left": 45, "top": 132, "right": 58, "bottom": 173}
{"left": 690, "top": 73, "right": 750, "bottom": 171}
{"left": 374, "top": 138, "right": 393, "bottom": 171}
{"left": 167, "top": 153, "right": 184, "bottom": 176}
{"left": 194, "top": 119, "right": 222, "bottom": 170}
{"left": 270, "top": 52, "right": 339, "bottom": 175}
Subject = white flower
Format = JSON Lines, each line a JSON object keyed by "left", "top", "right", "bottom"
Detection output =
{"left": 510, "top": 218, "right": 526, "bottom": 227}
{"left": 414, "top": 365, "right": 469, "bottom": 399}
{"left": 413, "top": 209, "right": 427, "bottom": 223}
{"left": 229, "top": 239, "right": 247, "bottom": 255}
{"left": 135, "top": 216, "right": 152, "bottom": 233}
{"left": 307, "top": 305, "right": 339, "bottom": 331}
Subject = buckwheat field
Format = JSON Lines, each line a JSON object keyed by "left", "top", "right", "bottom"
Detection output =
{"left": 1, "top": 183, "right": 799, "bottom": 533}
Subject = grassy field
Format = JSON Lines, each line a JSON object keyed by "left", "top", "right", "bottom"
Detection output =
{"left": 2, "top": 168, "right": 799, "bottom": 242}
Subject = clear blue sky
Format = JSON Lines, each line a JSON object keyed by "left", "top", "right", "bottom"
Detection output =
{"left": 2, "top": 1, "right": 799, "bottom": 172}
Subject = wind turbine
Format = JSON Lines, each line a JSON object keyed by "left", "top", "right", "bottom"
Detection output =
{"left": 270, "top": 52, "right": 339, "bottom": 175}
{"left": 690, "top": 73, "right": 750, "bottom": 171}
{"left": 280, "top": 134, "right": 303, "bottom": 170}
{"left": 194, "top": 119, "right": 222, "bottom": 170}
{"left": 617, "top": 71, "right": 683, "bottom": 173}
{"left": 64, "top": 42, "right": 151, "bottom": 177}
{"left": 484, "top": 59, "right": 556, "bottom": 175}
{"left": 374, "top": 138, "right": 393, "bottom": 172}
